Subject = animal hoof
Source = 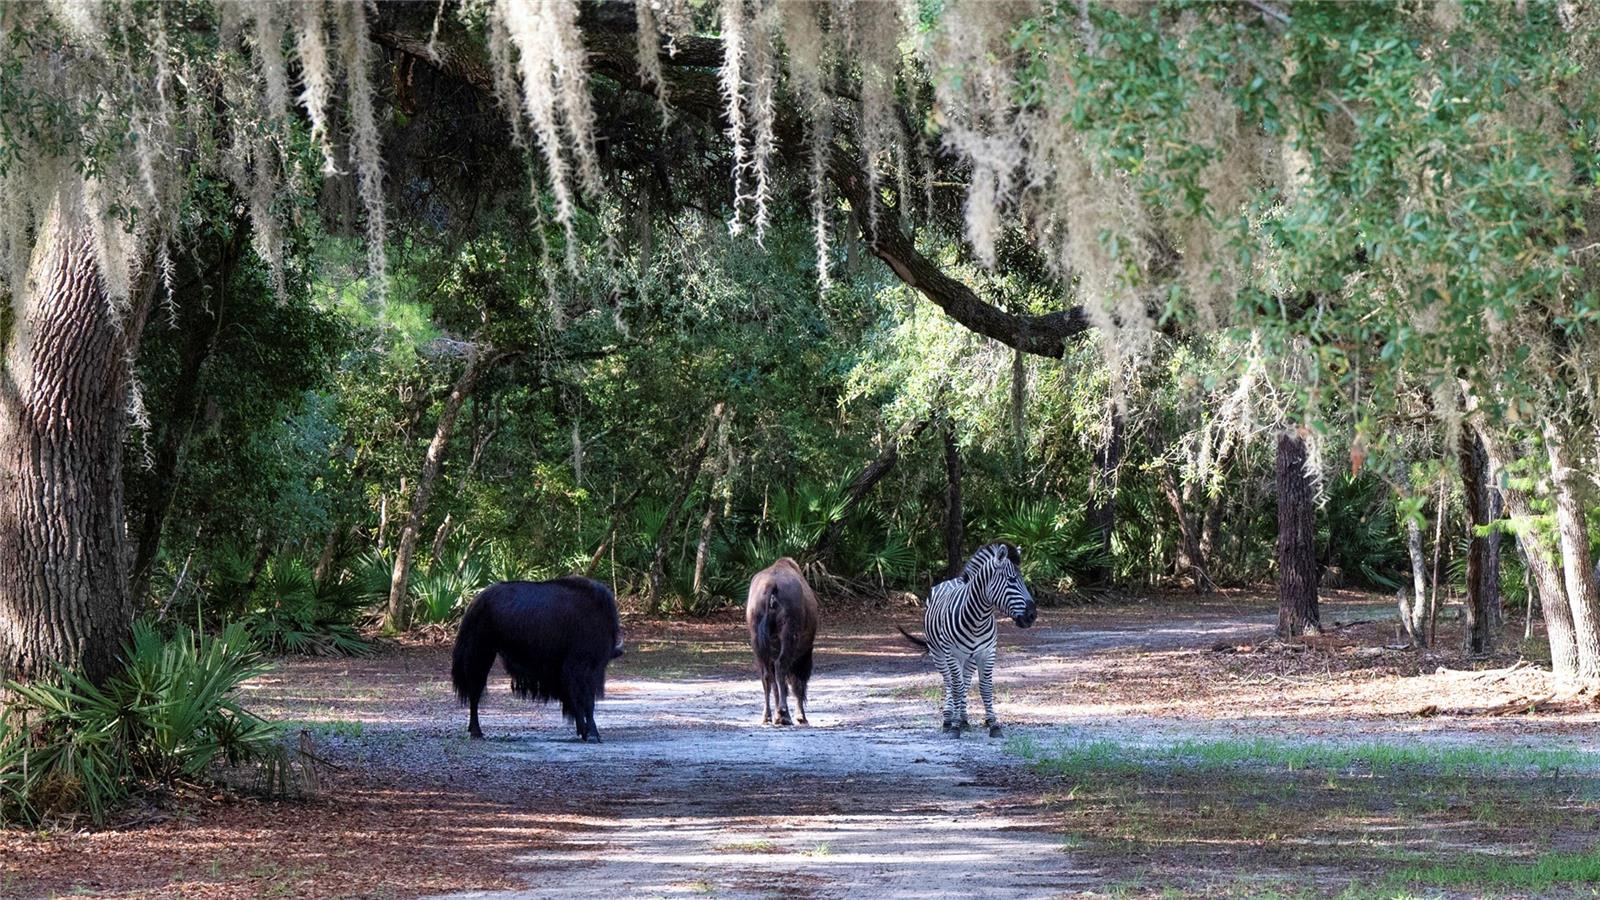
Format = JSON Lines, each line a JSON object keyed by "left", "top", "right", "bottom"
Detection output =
{"left": 948, "top": 727, "right": 963, "bottom": 739}
{"left": 797, "top": 717, "right": 809, "bottom": 726}
{"left": 989, "top": 725, "right": 1004, "bottom": 738}
{"left": 776, "top": 714, "right": 793, "bottom": 726}
{"left": 941, "top": 722, "right": 956, "bottom": 733}
{"left": 469, "top": 730, "right": 484, "bottom": 741}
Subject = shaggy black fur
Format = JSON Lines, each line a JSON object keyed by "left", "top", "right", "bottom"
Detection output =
{"left": 451, "top": 577, "right": 624, "bottom": 742}
{"left": 746, "top": 558, "right": 819, "bottom": 726}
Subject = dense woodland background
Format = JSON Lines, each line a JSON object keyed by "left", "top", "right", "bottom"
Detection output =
{"left": 3, "top": 0, "right": 1599, "bottom": 828}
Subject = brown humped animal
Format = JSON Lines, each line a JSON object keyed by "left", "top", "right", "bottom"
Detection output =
{"left": 745, "top": 557, "right": 819, "bottom": 726}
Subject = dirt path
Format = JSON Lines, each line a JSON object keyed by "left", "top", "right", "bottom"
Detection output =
{"left": 426, "top": 608, "right": 1293, "bottom": 900}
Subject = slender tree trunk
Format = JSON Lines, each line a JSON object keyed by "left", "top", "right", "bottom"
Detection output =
{"left": 647, "top": 402, "right": 726, "bottom": 612}
{"left": 1403, "top": 515, "right": 1428, "bottom": 646}
{"left": 1477, "top": 426, "right": 1580, "bottom": 678}
{"left": 1543, "top": 423, "right": 1600, "bottom": 683}
{"left": 385, "top": 346, "right": 495, "bottom": 630}
{"left": 691, "top": 498, "right": 717, "bottom": 600}
{"left": 941, "top": 421, "right": 965, "bottom": 580}
{"left": 312, "top": 523, "right": 344, "bottom": 589}
{"left": 1275, "top": 431, "right": 1321, "bottom": 638}
{"left": 1087, "top": 406, "right": 1123, "bottom": 584}
{"left": 127, "top": 218, "right": 248, "bottom": 603}
{"left": 813, "top": 415, "right": 931, "bottom": 559}
{"left": 1459, "top": 430, "right": 1499, "bottom": 655}
{"left": 0, "top": 196, "right": 146, "bottom": 683}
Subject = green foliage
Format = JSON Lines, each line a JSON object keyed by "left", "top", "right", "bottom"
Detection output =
{"left": 986, "top": 499, "right": 1110, "bottom": 592}
{"left": 0, "top": 623, "right": 286, "bottom": 826}
{"left": 242, "top": 559, "right": 372, "bottom": 658}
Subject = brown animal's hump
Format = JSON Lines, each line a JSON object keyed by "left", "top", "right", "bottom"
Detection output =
{"left": 771, "top": 556, "right": 803, "bottom": 573}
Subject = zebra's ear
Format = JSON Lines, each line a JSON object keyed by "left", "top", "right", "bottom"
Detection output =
{"left": 1005, "top": 543, "right": 1021, "bottom": 565}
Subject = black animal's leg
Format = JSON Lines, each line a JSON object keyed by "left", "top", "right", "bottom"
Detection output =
{"left": 791, "top": 648, "right": 813, "bottom": 725}
{"left": 468, "top": 698, "right": 484, "bottom": 740}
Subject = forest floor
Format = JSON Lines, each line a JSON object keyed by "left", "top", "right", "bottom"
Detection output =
{"left": 6, "top": 589, "right": 1600, "bottom": 898}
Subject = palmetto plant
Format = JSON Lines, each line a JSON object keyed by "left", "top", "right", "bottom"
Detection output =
{"left": 244, "top": 559, "right": 372, "bottom": 657}
{"left": 0, "top": 622, "right": 285, "bottom": 826}
{"left": 987, "top": 499, "right": 1109, "bottom": 590}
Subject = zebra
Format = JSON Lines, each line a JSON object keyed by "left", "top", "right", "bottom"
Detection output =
{"left": 899, "top": 541, "right": 1037, "bottom": 738}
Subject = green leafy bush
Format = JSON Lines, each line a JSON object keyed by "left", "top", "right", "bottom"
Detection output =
{"left": 0, "top": 622, "right": 286, "bottom": 826}
{"left": 987, "top": 499, "right": 1110, "bottom": 592}
{"left": 243, "top": 558, "right": 372, "bottom": 656}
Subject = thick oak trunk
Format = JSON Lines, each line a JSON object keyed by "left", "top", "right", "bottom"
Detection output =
{"left": 0, "top": 200, "right": 141, "bottom": 684}
{"left": 941, "top": 421, "right": 964, "bottom": 580}
{"left": 385, "top": 347, "right": 495, "bottom": 630}
{"left": 1275, "top": 431, "right": 1321, "bottom": 638}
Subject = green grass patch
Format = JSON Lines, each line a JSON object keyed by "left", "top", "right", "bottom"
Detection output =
{"left": 1381, "top": 845, "right": 1600, "bottom": 892}
{"left": 1010, "top": 735, "right": 1593, "bottom": 778}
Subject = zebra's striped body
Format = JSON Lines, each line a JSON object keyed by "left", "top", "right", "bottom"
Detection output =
{"left": 916, "top": 542, "right": 1037, "bottom": 737}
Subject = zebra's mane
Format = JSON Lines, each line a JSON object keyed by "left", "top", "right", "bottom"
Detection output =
{"left": 960, "top": 542, "right": 1020, "bottom": 581}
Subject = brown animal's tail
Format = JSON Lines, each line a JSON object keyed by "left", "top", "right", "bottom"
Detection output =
{"left": 897, "top": 625, "right": 930, "bottom": 654}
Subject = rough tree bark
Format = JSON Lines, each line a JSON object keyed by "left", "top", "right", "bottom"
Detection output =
{"left": 0, "top": 195, "right": 148, "bottom": 684}
{"left": 1275, "top": 430, "right": 1321, "bottom": 638}
{"left": 385, "top": 345, "right": 498, "bottom": 630}
{"left": 941, "top": 421, "right": 965, "bottom": 580}
{"left": 1459, "top": 430, "right": 1500, "bottom": 655}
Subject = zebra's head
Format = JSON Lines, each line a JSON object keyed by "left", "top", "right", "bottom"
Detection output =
{"left": 968, "top": 542, "right": 1036, "bottom": 628}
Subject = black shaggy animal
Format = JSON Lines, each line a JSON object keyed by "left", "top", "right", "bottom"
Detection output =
{"left": 746, "top": 558, "right": 819, "bottom": 726}
{"left": 451, "top": 577, "right": 624, "bottom": 742}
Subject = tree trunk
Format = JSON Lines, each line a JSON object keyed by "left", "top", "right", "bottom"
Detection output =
{"left": 1158, "top": 465, "right": 1206, "bottom": 589}
{"left": 1275, "top": 430, "right": 1321, "bottom": 638}
{"left": 127, "top": 217, "right": 248, "bottom": 604}
{"left": 1477, "top": 425, "right": 1580, "bottom": 678}
{"left": 941, "top": 421, "right": 965, "bottom": 580}
{"left": 312, "top": 523, "right": 345, "bottom": 589}
{"left": 813, "top": 414, "right": 931, "bottom": 559}
{"left": 0, "top": 196, "right": 144, "bottom": 684}
{"left": 647, "top": 402, "right": 726, "bottom": 612}
{"left": 1086, "top": 405, "right": 1123, "bottom": 584}
{"left": 1459, "top": 430, "right": 1499, "bottom": 655}
{"left": 1542, "top": 423, "right": 1600, "bottom": 683}
{"left": 1403, "top": 515, "right": 1428, "bottom": 646}
{"left": 385, "top": 346, "right": 495, "bottom": 630}
{"left": 691, "top": 498, "right": 717, "bottom": 600}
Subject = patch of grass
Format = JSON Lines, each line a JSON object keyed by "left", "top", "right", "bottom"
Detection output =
{"left": 1011, "top": 735, "right": 1594, "bottom": 778}
{"left": 1380, "top": 845, "right": 1600, "bottom": 892}
{"left": 289, "top": 719, "right": 365, "bottom": 739}
{"left": 802, "top": 842, "right": 832, "bottom": 857}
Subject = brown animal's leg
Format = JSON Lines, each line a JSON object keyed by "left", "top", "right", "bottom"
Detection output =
{"left": 768, "top": 659, "right": 780, "bottom": 720}
{"left": 790, "top": 675, "right": 809, "bottom": 725}
{"left": 774, "top": 640, "right": 793, "bottom": 726}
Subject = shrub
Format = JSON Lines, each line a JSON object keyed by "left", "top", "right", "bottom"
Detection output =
{"left": 0, "top": 622, "right": 288, "bottom": 826}
{"left": 243, "top": 558, "right": 373, "bottom": 656}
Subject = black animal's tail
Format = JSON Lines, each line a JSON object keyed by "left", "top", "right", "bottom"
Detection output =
{"left": 452, "top": 590, "right": 498, "bottom": 704}
{"left": 897, "top": 625, "right": 930, "bottom": 654}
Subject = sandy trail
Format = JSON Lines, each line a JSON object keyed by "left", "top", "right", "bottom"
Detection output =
{"left": 431, "top": 611, "right": 1287, "bottom": 900}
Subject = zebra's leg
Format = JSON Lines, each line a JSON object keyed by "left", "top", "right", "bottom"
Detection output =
{"left": 978, "top": 646, "right": 1002, "bottom": 738}
{"left": 953, "top": 656, "right": 974, "bottom": 734}
{"left": 937, "top": 653, "right": 959, "bottom": 733}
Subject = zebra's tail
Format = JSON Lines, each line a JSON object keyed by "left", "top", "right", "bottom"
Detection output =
{"left": 896, "top": 625, "right": 930, "bottom": 654}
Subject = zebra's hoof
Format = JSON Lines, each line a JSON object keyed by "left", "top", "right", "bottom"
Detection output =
{"left": 941, "top": 721, "right": 956, "bottom": 734}
{"left": 989, "top": 725, "right": 1004, "bottom": 738}
{"left": 948, "top": 727, "right": 963, "bottom": 739}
